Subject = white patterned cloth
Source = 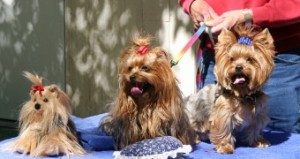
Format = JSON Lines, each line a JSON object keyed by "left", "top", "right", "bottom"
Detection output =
{"left": 113, "top": 136, "right": 192, "bottom": 159}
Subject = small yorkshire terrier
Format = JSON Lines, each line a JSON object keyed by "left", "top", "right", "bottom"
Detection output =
{"left": 13, "top": 72, "right": 86, "bottom": 157}
{"left": 100, "top": 35, "right": 196, "bottom": 149}
{"left": 185, "top": 24, "right": 275, "bottom": 154}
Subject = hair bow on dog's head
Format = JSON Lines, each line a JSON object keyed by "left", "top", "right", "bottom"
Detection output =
{"left": 238, "top": 36, "right": 252, "bottom": 45}
{"left": 137, "top": 45, "right": 149, "bottom": 55}
{"left": 31, "top": 85, "right": 44, "bottom": 96}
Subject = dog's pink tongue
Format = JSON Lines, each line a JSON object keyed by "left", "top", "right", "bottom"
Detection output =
{"left": 131, "top": 87, "right": 143, "bottom": 95}
{"left": 233, "top": 77, "right": 246, "bottom": 85}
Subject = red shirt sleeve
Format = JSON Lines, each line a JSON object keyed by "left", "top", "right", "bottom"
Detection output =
{"left": 250, "top": 0, "right": 300, "bottom": 27}
{"left": 178, "top": 0, "right": 194, "bottom": 15}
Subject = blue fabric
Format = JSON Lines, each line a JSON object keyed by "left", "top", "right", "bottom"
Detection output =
{"left": 201, "top": 48, "right": 300, "bottom": 133}
{"left": 0, "top": 113, "right": 300, "bottom": 159}
{"left": 72, "top": 114, "right": 115, "bottom": 151}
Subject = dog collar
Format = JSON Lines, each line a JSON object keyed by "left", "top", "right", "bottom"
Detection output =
{"left": 244, "top": 94, "right": 256, "bottom": 103}
{"left": 220, "top": 88, "right": 262, "bottom": 103}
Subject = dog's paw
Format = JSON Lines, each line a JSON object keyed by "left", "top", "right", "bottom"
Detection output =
{"left": 44, "top": 144, "right": 62, "bottom": 156}
{"left": 215, "top": 142, "right": 234, "bottom": 154}
{"left": 254, "top": 138, "right": 271, "bottom": 148}
{"left": 14, "top": 139, "right": 36, "bottom": 155}
{"left": 15, "top": 145, "right": 29, "bottom": 154}
{"left": 33, "top": 144, "right": 63, "bottom": 157}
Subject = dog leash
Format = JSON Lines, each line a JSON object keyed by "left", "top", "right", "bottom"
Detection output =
{"left": 170, "top": 24, "right": 207, "bottom": 67}
{"left": 171, "top": 23, "right": 215, "bottom": 67}
{"left": 170, "top": 22, "right": 215, "bottom": 90}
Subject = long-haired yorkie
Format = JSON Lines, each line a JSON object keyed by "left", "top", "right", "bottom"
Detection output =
{"left": 100, "top": 35, "right": 196, "bottom": 149}
{"left": 185, "top": 24, "right": 275, "bottom": 154}
{"left": 12, "top": 72, "right": 86, "bottom": 157}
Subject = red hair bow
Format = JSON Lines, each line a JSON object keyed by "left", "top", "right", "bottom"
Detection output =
{"left": 137, "top": 45, "right": 149, "bottom": 55}
{"left": 31, "top": 85, "right": 44, "bottom": 96}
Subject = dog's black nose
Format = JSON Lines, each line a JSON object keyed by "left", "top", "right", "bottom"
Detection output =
{"left": 35, "top": 103, "right": 41, "bottom": 110}
{"left": 130, "top": 75, "right": 136, "bottom": 82}
{"left": 235, "top": 65, "right": 243, "bottom": 72}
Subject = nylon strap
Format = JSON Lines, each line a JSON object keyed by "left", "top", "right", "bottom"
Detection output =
{"left": 171, "top": 24, "right": 207, "bottom": 67}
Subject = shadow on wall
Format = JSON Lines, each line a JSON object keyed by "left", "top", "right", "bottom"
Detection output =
{"left": 0, "top": 0, "right": 64, "bottom": 120}
{"left": 65, "top": 0, "right": 193, "bottom": 117}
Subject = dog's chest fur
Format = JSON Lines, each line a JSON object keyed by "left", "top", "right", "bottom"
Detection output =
{"left": 232, "top": 98, "right": 257, "bottom": 131}
{"left": 217, "top": 88, "right": 264, "bottom": 130}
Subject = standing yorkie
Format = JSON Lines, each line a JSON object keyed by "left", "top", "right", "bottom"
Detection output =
{"left": 185, "top": 24, "right": 275, "bottom": 154}
{"left": 100, "top": 35, "right": 196, "bottom": 149}
{"left": 13, "top": 72, "right": 86, "bottom": 157}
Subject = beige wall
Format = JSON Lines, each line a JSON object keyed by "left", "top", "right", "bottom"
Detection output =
{"left": 65, "top": 0, "right": 198, "bottom": 117}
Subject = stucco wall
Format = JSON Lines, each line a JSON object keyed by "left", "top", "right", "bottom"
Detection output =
{"left": 0, "top": 0, "right": 64, "bottom": 120}
{"left": 65, "top": 0, "right": 198, "bottom": 117}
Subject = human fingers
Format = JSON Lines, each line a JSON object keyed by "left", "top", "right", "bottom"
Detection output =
{"left": 191, "top": 9, "right": 204, "bottom": 29}
{"left": 193, "top": 15, "right": 203, "bottom": 25}
{"left": 192, "top": 16, "right": 202, "bottom": 29}
{"left": 194, "top": 23, "right": 200, "bottom": 29}
{"left": 200, "top": 22, "right": 212, "bottom": 33}
{"left": 190, "top": 0, "right": 205, "bottom": 23}
{"left": 211, "top": 10, "right": 243, "bottom": 30}
{"left": 201, "top": 17, "right": 223, "bottom": 34}
{"left": 209, "top": 20, "right": 230, "bottom": 33}
{"left": 208, "top": 8, "right": 219, "bottom": 20}
{"left": 203, "top": 7, "right": 219, "bottom": 22}
{"left": 205, "top": 17, "right": 223, "bottom": 27}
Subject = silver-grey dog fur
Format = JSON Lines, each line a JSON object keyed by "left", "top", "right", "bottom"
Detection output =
{"left": 184, "top": 84, "right": 218, "bottom": 141}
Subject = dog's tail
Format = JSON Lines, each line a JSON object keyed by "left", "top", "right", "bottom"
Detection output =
{"left": 23, "top": 71, "right": 43, "bottom": 86}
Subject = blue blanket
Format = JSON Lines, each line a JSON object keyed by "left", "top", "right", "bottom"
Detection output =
{"left": 1, "top": 113, "right": 299, "bottom": 159}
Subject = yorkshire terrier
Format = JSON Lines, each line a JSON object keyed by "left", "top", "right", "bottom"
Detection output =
{"left": 185, "top": 24, "right": 275, "bottom": 154}
{"left": 100, "top": 35, "right": 196, "bottom": 149}
{"left": 13, "top": 72, "right": 86, "bottom": 157}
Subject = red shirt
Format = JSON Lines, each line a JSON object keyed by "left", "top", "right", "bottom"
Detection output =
{"left": 179, "top": 0, "right": 300, "bottom": 52}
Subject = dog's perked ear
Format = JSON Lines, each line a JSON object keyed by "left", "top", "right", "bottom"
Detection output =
{"left": 48, "top": 85, "right": 71, "bottom": 111}
{"left": 49, "top": 84, "right": 60, "bottom": 98}
{"left": 152, "top": 47, "right": 171, "bottom": 61}
{"left": 253, "top": 28, "right": 275, "bottom": 51}
{"left": 159, "top": 51, "right": 171, "bottom": 61}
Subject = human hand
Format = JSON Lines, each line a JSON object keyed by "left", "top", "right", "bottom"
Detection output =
{"left": 190, "top": 0, "right": 219, "bottom": 29}
{"left": 205, "top": 9, "right": 251, "bottom": 34}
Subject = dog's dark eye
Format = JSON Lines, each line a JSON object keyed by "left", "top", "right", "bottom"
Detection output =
{"left": 247, "top": 57, "right": 253, "bottom": 62}
{"left": 230, "top": 57, "right": 234, "bottom": 61}
{"left": 141, "top": 66, "right": 148, "bottom": 71}
{"left": 43, "top": 98, "right": 48, "bottom": 103}
{"left": 33, "top": 99, "right": 36, "bottom": 102}
{"left": 128, "top": 66, "right": 133, "bottom": 71}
